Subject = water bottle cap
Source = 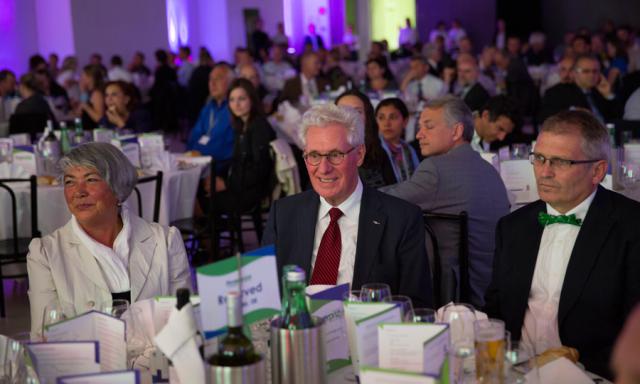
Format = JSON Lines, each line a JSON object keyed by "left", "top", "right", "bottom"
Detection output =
{"left": 285, "top": 267, "right": 306, "bottom": 282}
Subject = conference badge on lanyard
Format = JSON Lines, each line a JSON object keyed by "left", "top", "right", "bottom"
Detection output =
{"left": 198, "top": 109, "right": 216, "bottom": 145}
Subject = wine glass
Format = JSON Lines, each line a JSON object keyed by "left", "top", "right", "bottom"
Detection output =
{"left": 108, "top": 299, "right": 130, "bottom": 319}
{"left": 442, "top": 303, "right": 477, "bottom": 383}
{"left": 390, "top": 295, "right": 414, "bottom": 322}
{"left": 618, "top": 162, "right": 640, "bottom": 191}
{"left": 41, "top": 303, "right": 67, "bottom": 341}
{"left": 359, "top": 283, "right": 392, "bottom": 303}
{"left": 342, "top": 290, "right": 362, "bottom": 303}
{"left": 411, "top": 308, "right": 436, "bottom": 323}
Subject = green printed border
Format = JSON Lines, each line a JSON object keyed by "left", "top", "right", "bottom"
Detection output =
{"left": 197, "top": 255, "right": 264, "bottom": 276}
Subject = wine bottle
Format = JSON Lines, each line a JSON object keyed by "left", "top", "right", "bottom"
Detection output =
{"left": 209, "top": 291, "right": 257, "bottom": 366}
{"left": 280, "top": 266, "right": 313, "bottom": 330}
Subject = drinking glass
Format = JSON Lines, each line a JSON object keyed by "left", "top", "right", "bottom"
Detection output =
{"left": 41, "top": 303, "right": 67, "bottom": 340}
{"left": 474, "top": 319, "right": 506, "bottom": 383}
{"left": 343, "top": 290, "right": 362, "bottom": 303}
{"left": 511, "top": 144, "right": 529, "bottom": 159}
{"left": 618, "top": 162, "right": 640, "bottom": 190}
{"left": 442, "top": 303, "right": 477, "bottom": 384}
{"left": 507, "top": 328, "right": 540, "bottom": 383}
{"left": 390, "top": 295, "right": 414, "bottom": 322}
{"left": 359, "top": 283, "right": 392, "bottom": 303}
{"left": 123, "top": 306, "right": 152, "bottom": 366}
{"left": 108, "top": 299, "right": 130, "bottom": 319}
{"left": 411, "top": 308, "right": 437, "bottom": 323}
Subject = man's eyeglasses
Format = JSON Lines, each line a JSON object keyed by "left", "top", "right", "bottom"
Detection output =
{"left": 529, "top": 152, "right": 602, "bottom": 170}
{"left": 575, "top": 68, "right": 599, "bottom": 74}
{"left": 304, "top": 147, "right": 356, "bottom": 166}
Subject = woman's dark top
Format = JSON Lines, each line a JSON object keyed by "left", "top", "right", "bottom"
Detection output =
{"left": 358, "top": 154, "right": 396, "bottom": 189}
{"left": 111, "top": 291, "right": 131, "bottom": 303}
{"left": 217, "top": 116, "right": 276, "bottom": 213}
{"left": 99, "top": 107, "right": 152, "bottom": 133}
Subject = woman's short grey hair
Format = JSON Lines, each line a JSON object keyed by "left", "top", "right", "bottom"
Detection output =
{"left": 541, "top": 110, "right": 610, "bottom": 162}
{"left": 59, "top": 142, "right": 138, "bottom": 202}
{"left": 424, "top": 95, "right": 475, "bottom": 141}
{"left": 299, "top": 104, "right": 365, "bottom": 147}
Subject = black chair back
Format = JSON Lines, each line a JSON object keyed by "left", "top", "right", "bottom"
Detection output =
{"left": 423, "top": 211, "right": 469, "bottom": 308}
{"left": 133, "top": 171, "right": 163, "bottom": 223}
{"left": 0, "top": 175, "right": 39, "bottom": 317}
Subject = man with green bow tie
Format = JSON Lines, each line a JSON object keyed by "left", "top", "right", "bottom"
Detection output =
{"left": 484, "top": 110, "right": 640, "bottom": 381}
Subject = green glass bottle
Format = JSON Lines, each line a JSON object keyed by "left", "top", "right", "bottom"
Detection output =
{"left": 209, "top": 291, "right": 257, "bottom": 366}
{"left": 59, "top": 122, "right": 71, "bottom": 154}
{"left": 280, "top": 266, "right": 314, "bottom": 330}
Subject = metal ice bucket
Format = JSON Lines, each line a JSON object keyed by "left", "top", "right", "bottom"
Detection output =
{"left": 270, "top": 316, "right": 326, "bottom": 384}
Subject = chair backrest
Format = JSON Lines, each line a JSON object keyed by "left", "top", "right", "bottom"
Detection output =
{"left": 0, "top": 175, "right": 39, "bottom": 256}
{"left": 423, "top": 211, "right": 469, "bottom": 308}
{"left": 133, "top": 171, "right": 163, "bottom": 223}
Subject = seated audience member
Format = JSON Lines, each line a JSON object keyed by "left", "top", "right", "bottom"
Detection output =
{"left": 541, "top": 56, "right": 575, "bottom": 93}
{"left": 262, "top": 45, "right": 295, "bottom": 93}
{"left": 471, "top": 95, "right": 521, "bottom": 152}
{"left": 365, "top": 57, "right": 398, "bottom": 92}
{"left": 107, "top": 55, "right": 133, "bottom": 83}
{"left": 451, "top": 54, "right": 491, "bottom": 112}
{"left": 571, "top": 34, "right": 592, "bottom": 57}
{"left": 525, "top": 31, "right": 553, "bottom": 66}
{"left": 323, "top": 49, "right": 351, "bottom": 91}
{"left": 177, "top": 46, "right": 195, "bottom": 87}
{"left": 27, "top": 143, "right": 191, "bottom": 340}
{"left": 494, "top": 49, "right": 537, "bottom": 116}
{"left": 279, "top": 51, "right": 328, "bottom": 107}
{"left": 187, "top": 62, "right": 236, "bottom": 173}
{"left": 149, "top": 49, "right": 179, "bottom": 133}
{"left": 375, "top": 98, "right": 419, "bottom": 182}
{"left": 422, "top": 42, "right": 444, "bottom": 77}
{"left": 205, "top": 78, "right": 275, "bottom": 214}
{"left": 34, "top": 66, "right": 71, "bottom": 121}
{"left": 186, "top": 47, "right": 214, "bottom": 125}
{"left": 99, "top": 81, "right": 151, "bottom": 133}
{"left": 484, "top": 110, "right": 640, "bottom": 380}
{"left": 14, "top": 73, "right": 54, "bottom": 119}
{"left": 382, "top": 96, "right": 509, "bottom": 307}
{"left": 335, "top": 90, "right": 396, "bottom": 188}
{"left": 263, "top": 104, "right": 433, "bottom": 307}
{"left": 0, "top": 70, "right": 17, "bottom": 134}
{"left": 539, "top": 55, "right": 619, "bottom": 123}
{"left": 237, "top": 63, "right": 271, "bottom": 113}
{"left": 401, "top": 55, "right": 446, "bottom": 103}
{"left": 611, "top": 304, "right": 640, "bottom": 384}
{"left": 75, "top": 64, "right": 105, "bottom": 129}
{"left": 57, "top": 56, "right": 80, "bottom": 101}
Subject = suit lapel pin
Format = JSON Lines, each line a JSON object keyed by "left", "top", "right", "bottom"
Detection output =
{"left": 373, "top": 220, "right": 381, "bottom": 225}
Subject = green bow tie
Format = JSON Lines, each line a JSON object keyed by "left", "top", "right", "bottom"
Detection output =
{"left": 538, "top": 212, "right": 582, "bottom": 227}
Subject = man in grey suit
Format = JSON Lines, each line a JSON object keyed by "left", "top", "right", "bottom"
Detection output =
{"left": 263, "top": 104, "right": 433, "bottom": 307}
{"left": 382, "top": 95, "right": 509, "bottom": 307}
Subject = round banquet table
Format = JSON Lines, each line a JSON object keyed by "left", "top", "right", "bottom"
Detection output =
{"left": 0, "top": 164, "right": 205, "bottom": 240}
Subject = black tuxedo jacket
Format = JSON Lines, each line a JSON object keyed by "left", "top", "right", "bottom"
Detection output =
{"left": 539, "top": 82, "right": 620, "bottom": 123}
{"left": 484, "top": 186, "right": 640, "bottom": 379}
{"left": 463, "top": 82, "right": 490, "bottom": 112}
{"left": 263, "top": 186, "right": 433, "bottom": 307}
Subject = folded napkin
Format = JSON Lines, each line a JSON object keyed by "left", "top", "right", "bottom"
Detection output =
{"left": 276, "top": 101, "right": 304, "bottom": 149}
{"left": 526, "top": 357, "right": 593, "bottom": 384}
{"left": 0, "top": 162, "right": 30, "bottom": 178}
{"left": 154, "top": 303, "right": 205, "bottom": 384}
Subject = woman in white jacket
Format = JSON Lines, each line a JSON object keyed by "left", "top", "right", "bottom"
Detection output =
{"left": 27, "top": 142, "right": 191, "bottom": 339}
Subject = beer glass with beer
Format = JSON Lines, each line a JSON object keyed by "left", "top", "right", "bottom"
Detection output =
{"left": 474, "top": 319, "right": 506, "bottom": 383}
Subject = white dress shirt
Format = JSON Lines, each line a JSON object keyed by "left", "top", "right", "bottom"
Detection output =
{"left": 301, "top": 74, "right": 319, "bottom": 102}
{"left": 71, "top": 207, "right": 133, "bottom": 293}
{"left": 521, "top": 190, "right": 596, "bottom": 354}
{"left": 310, "top": 179, "right": 363, "bottom": 286}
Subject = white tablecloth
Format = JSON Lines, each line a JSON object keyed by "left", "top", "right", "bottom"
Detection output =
{"left": 0, "top": 165, "right": 205, "bottom": 240}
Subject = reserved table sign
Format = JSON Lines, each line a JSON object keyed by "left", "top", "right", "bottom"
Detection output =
{"left": 27, "top": 341, "right": 100, "bottom": 384}
{"left": 196, "top": 245, "right": 281, "bottom": 339}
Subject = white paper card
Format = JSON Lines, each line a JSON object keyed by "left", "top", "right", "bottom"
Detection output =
{"left": 44, "top": 310, "right": 126, "bottom": 372}
{"left": 27, "top": 341, "right": 100, "bottom": 383}
{"left": 344, "top": 302, "right": 401, "bottom": 372}
{"left": 500, "top": 159, "right": 539, "bottom": 204}
{"left": 12, "top": 146, "right": 36, "bottom": 175}
{"left": 57, "top": 370, "right": 140, "bottom": 383}
{"left": 360, "top": 366, "right": 437, "bottom": 384}
{"left": 378, "top": 323, "right": 449, "bottom": 375}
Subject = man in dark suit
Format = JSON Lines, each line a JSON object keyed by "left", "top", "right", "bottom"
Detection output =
{"left": 471, "top": 95, "right": 521, "bottom": 153}
{"left": 484, "top": 110, "right": 640, "bottom": 380}
{"left": 303, "top": 23, "right": 325, "bottom": 51}
{"left": 278, "top": 51, "right": 328, "bottom": 108}
{"left": 454, "top": 54, "right": 490, "bottom": 112}
{"left": 263, "top": 104, "right": 433, "bottom": 307}
{"left": 494, "top": 49, "right": 537, "bottom": 116}
{"left": 539, "top": 55, "right": 620, "bottom": 123}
